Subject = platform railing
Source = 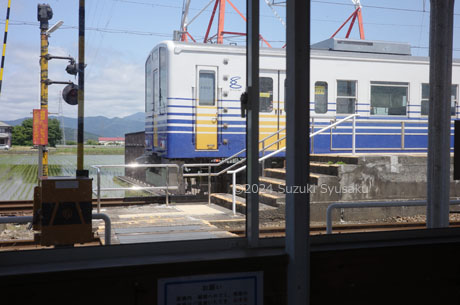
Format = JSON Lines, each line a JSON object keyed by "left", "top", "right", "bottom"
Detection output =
{"left": 91, "top": 164, "right": 180, "bottom": 212}
{"left": 182, "top": 126, "right": 287, "bottom": 204}
{"left": 226, "top": 114, "right": 360, "bottom": 214}
{"left": 322, "top": 118, "right": 456, "bottom": 152}
{"left": 326, "top": 199, "right": 460, "bottom": 234}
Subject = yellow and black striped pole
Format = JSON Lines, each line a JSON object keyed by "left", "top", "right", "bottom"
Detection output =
{"left": 39, "top": 13, "right": 49, "bottom": 177}
{"left": 0, "top": 0, "right": 11, "bottom": 96}
{"left": 76, "top": 0, "right": 86, "bottom": 176}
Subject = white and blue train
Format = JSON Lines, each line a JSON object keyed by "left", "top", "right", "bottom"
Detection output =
{"left": 144, "top": 38, "right": 460, "bottom": 160}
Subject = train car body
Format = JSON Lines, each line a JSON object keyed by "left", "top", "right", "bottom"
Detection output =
{"left": 145, "top": 38, "right": 460, "bottom": 160}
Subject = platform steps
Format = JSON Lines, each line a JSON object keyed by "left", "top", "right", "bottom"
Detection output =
{"left": 210, "top": 155, "right": 358, "bottom": 214}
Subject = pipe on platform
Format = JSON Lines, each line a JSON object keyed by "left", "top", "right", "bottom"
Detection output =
{"left": 0, "top": 216, "right": 33, "bottom": 224}
{"left": 92, "top": 213, "right": 111, "bottom": 246}
{"left": 0, "top": 214, "right": 111, "bottom": 246}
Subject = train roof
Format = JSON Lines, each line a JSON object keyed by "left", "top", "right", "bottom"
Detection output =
{"left": 153, "top": 39, "right": 460, "bottom": 64}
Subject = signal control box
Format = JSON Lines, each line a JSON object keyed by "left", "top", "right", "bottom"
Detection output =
{"left": 33, "top": 176, "right": 93, "bottom": 246}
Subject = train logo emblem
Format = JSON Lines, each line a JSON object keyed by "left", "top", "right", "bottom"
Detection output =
{"left": 229, "top": 76, "right": 242, "bottom": 89}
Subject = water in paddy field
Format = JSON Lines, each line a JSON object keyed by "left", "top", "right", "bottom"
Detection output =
{"left": 0, "top": 155, "right": 125, "bottom": 201}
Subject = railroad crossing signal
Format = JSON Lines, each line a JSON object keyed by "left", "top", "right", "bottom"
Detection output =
{"left": 62, "top": 83, "right": 79, "bottom": 105}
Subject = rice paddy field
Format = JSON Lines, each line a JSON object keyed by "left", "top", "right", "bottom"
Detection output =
{"left": 0, "top": 154, "right": 126, "bottom": 201}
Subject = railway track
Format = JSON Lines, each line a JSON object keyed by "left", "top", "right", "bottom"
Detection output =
{"left": 0, "top": 195, "right": 207, "bottom": 215}
{"left": 229, "top": 221, "right": 460, "bottom": 237}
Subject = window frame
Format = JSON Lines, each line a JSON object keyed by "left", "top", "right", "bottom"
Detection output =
{"left": 336, "top": 79, "right": 357, "bottom": 115}
{"left": 420, "top": 83, "right": 458, "bottom": 117}
{"left": 259, "top": 76, "right": 274, "bottom": 113}
{"left": 369, "top": 81, "right": 409, "bottom": 117}
{"left": 198, "top": 70, "right": 216, "bottom": 106}
{"left": 314, "top": 81, "right": 328, "bottom": 114}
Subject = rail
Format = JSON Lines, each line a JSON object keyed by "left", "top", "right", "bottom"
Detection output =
{"left": 226, "top": 114, "right": 360, "bottom": 214}
{"left": 0, "top": 213, "right": 112, "bottom": 245}
{"left": 326, "top": 199, "right": 460, "bottom": 234}
{"left": 91, "top": 164, "right": 180, "bottom": 212}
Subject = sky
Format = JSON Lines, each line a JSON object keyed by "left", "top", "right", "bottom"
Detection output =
{"left": 0, "top": 0, "right": 458, "bottom": 121}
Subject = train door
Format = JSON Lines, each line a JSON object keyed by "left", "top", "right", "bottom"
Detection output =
{"left": 195, "top": 66, "right": 218, "bottom": 150}
{"left": 259, "top": 72, "right": 277, "bottom": 152}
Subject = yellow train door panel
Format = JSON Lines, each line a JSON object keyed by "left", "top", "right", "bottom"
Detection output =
{"left": 259, "top": 73, "right": 278, "bottom": 152}
{"left": 195, "top": 66, "right": 218, "bottom": 150}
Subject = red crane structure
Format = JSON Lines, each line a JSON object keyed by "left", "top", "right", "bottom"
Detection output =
{"left": 179, "top": 0, "right": 272, "bottom": 47}
{"left": 177, "top": 0, "right": 365, "bottom": 47}
{"left": 330, "top": 0, "right": 365, "bottom": 40}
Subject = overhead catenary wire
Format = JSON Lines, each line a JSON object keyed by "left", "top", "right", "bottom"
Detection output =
{"left": 111, "top": 0, "right": 460, "bottom": 17}
{"left": 4, "top": 18, "right": 460, "bottom": 35}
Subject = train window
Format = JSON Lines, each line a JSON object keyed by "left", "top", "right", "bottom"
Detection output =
{"left": 199, "top": 71, "right": 216, "bottom": 106}
{"left": 315, "top": 81, "right": 328, "bottom": 114}
{"left": 284, "top": 78, "right": 287, "bottom": 112}
{"left": 421, "top": 84, "right": 430, "bottom": 116}
{"left": 260, "top": 77, "right": 273, "bottom": 112}
{"left": 420, "top": 84, "right": 457, "bottom": 116}
{"left": 159, "top": 47, "right": 167, "bottom": 113}
{"left": 153, "top": 69, "right": 159, "bottom": 112}
{"left": 336, "top": 80, "right": 356, "bottom": 114}
{"left": 370, "top": 81, "right": 408, "bottom": 116}
{"left": 145, "top": 56, "right": 153, "bottom": 113}
{"left": 452, "top": 85, "right": 458, "bottom": 116}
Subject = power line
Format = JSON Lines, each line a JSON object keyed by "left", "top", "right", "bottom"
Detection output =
{"left": 109, "top": 0, "right": 285, "bottom": 19}
{"left": 5, "top": 18, "right": 459, "bottom": 37}
{"left": 0, "top": 20, "right": 174, "bottom": 37}
{"left": 273, "top": 0, "right": 460, "bottom": 16}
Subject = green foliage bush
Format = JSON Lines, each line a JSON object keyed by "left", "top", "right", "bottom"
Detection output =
{"left": 12, "top": 118, "right": 62, "bottom": 147}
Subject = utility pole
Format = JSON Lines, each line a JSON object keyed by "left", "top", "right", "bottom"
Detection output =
{"left": 37, "top": 4, "right": 53, "bottom": 178}
{"left": 76, "top": 0, "right": 87, "bottom": 177}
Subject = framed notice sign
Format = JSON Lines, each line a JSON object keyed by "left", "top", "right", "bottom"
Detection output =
{"left": 33, "top": 109, "right": 48, "bottom": 145}
{"left": 158, "top": 272, "right": 263, "bottom": 305}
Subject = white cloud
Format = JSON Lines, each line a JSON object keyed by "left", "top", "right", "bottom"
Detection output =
{"left": 0, "top": 42, "right": 144, "bottom": 121}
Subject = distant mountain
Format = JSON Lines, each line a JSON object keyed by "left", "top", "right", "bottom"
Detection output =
{"left": 3, "top": 112, "right": 145, "bottom": 138}
{"left": 63, "top": 127, "right": 100, "bottom": 142}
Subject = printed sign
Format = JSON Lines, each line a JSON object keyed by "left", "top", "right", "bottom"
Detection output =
{"left": 315, "top": 86, "right": 325, "bottom": 95}
{"left": 158, "top": 272, "right": 263, "bottom": 305}
{"left": 33, "top": 109, "right": 48, "bottom": 145}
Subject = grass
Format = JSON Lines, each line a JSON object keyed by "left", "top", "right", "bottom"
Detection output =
{"left": 0, "top": 145, "right": 124, "bottom": 155}
{"left": 0, "top": 155, "right": 125, "bottom": 200}
{"left": 327, "top": 160, "right": 346, "bottom": 165}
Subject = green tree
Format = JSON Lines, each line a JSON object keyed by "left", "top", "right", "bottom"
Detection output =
{"left": 12, "top": 118, "right": 33, "bottom": 146}
{"left": 85, "top": 139, "right": 98, "bottom": 145}
{"left": 12, "top": 118, "right": 62, "bottom": 147}
{"left": 48, "top": 119, "right": 62, "bottom": 147}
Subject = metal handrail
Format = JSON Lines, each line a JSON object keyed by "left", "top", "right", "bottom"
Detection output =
{"left": 326, "top": 199, "right": 460, "bottom": 234}
{"left": 184, "top": 126, "right": 287, "bottom": 169}
{"left": 226, "top": 114, "right": 360, "bottom": 214}
{"left": 182, "top": 125, "right": 288, "bottom": 204}
{"left": 91, "top": 164, "right": 180, "bottom": 212}
{"left": 327, "top": 118, "right": 456, "bottom": 152}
